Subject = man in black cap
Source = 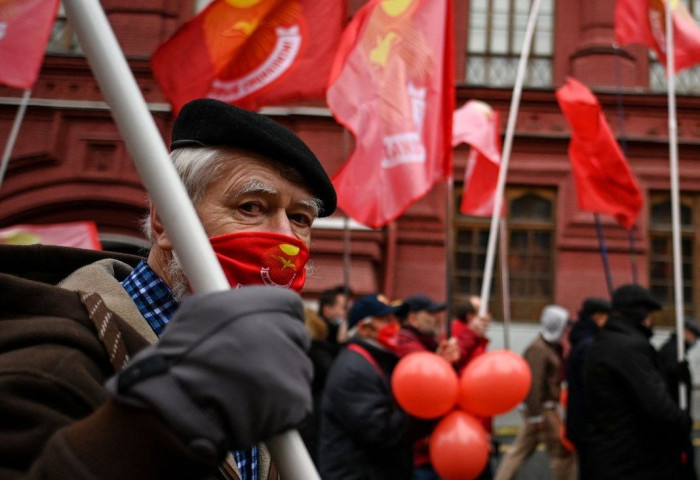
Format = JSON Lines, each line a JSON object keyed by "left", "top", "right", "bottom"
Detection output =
{"left": 0, "top": 98, "right": 337, "bottom": 479}
{"left": 396, "top": 294, "right": 458, "bottom": 362}
{"left": 318, "top": 294, "right": 415, "bottom": 480}
{"left": 658, "top": 317, "right": 700, "bottom": 479}
{"left": 584, "top": 284, "right": 691, "bottom": 480}
{"left": 564, "top": 297, "right": 610, "bottom": 479}
{"left": 395, "top": 294, "right": 459, "bottom": 480}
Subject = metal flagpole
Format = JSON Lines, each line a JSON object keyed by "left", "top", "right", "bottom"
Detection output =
{"left": 594, "top": 213, "right": 615, "bottom": 297}
{"left": 62, "top": 0, "right": 320, "bottom": 477}
{"left": 499, "top": 217, "right": 511, "bottom": 350}
{"left": 478, "top": 0, "right": 542, "bottom": 317}
{"left": 664, "top": 0, "right": 687, "bottom": 411}
{"left": 0, "top": 89, "right": 32, "bottom": 192}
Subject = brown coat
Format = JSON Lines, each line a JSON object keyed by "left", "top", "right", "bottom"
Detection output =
{"left": 0, "top": 244, "right": 276, "bottom": 480}
{"left": 522, "top": 334, "right": 564, "bottom": 420}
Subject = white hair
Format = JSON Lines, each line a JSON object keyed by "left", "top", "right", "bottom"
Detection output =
{"left": 141, "top": 146, "right": 322, "bottom": 243}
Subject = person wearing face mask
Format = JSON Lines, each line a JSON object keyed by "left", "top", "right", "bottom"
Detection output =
{"left": 394, "top": 294, "right": 458, "bottom": 480}
{"left": 318, "top": 294, "right": 415, "bottom": 480}
{"left": 584, "top": 284, "right": 692, "bottom": 480}
{"left": 0, "top": 98, "right": 337, "bottom": 479}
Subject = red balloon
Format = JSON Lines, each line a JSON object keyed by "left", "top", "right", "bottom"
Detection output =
{"left": 458, "top": 350, "right": 532, "bottom": 416}
{"left": 391, "top": 351, "right": 458, "bottom": 419}
{"left": 430, "top": 411, "right": 490, "bottom": 480}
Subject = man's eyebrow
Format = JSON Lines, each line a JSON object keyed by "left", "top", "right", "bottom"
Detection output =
{"left": 237, "top": 179, "right": 277, "bottom": 196}
{"left": 299, "top": 197, "right": 322, "bottom": 218}
{"left": 232, "top": 179, "right": 322, "bottom": 218}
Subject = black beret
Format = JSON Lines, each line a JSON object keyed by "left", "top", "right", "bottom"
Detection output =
{"left": 171, "top": 98, "right": 336, "bottom": 217}
{"left": 611, "top": 284, "right": 662, "bottom": 317}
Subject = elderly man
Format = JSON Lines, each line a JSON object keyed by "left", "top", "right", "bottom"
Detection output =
{"left": 0, "top": 98, "right": 336, "bottom": 479}
{"left": 318, "top": 294, "right": 415, "bottom": 480}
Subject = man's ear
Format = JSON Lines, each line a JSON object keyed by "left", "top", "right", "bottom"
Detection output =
{"left": 150, "top": 205, "right": 174, "bottom": 251}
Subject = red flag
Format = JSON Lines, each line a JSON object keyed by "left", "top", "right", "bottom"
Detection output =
{"left": 0, "top": 0, "right": 60, "bottom": 89}
{"left": 328, "top": 0, "right": 455, "bottom": 229}
{"left": 452, "top": 101, "right": 501, "bottom": 217}
{"left": 555, "top": 77, "right": 643, "bottom": 230}
{"left": 615, "top": 0, "right": 700, "bottom": 73}
{"left": 151, "top": 0, "right": 345, "bottom": 113}
{"left": 0, "top": 222, "right": 102, "bottom": 250}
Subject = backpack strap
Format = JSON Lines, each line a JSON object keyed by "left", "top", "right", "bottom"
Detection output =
{"left": 347, "top": 344, "right": 387, "bottom": 383}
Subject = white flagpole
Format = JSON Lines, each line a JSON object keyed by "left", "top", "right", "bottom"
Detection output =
{"left": 0, "top": 89, "right": 32, "bottom": 192}
{"left": 62, "top": 0, "right": 320, "bottom": 477}
{"left": 478, "top": 0, "right": 542, "bottom": 317}
{"left": 499, "top": 217, "right": 512, "bottom": 350}
{"left": 664, "top": 0, "right": 687, "bottom": 411}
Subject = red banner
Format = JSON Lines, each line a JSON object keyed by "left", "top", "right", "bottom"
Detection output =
{"left": 151, "top": 0, "right": 345, "bottom": 113}
{"left": 0, "top": 0, "right": 59, "bottom": 89}
{"left": 0, "top": 222, "right": 102, "bottom": 250}
{"left": 452, "top": 101, "right": 501, "bottom": 217}
{"left": 328, "top": 0, "right": 454, "bottom": 229}
{"left": 555, "top": 78, "right": 643, "bottom": 230}
{"left": 615, "top": 0, "right": 700, "bottom": 73}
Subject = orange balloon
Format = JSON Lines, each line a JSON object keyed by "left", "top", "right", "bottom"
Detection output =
{"left": 458, "top": 350, "right": 532, "bottom": 417}
{"left": 430, "top": 411, "right": 490, "bottom": 480}
{"left": 391, "top": 351, "right": 459, "bottom": 419}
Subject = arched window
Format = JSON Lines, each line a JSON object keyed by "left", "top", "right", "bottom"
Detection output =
{"left": 452, "top": 187, "right": 556, "bottom": 322}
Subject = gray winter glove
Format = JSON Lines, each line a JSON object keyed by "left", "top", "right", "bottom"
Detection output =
{"left": 105, "top": 286, "right": 312, "bottom": 461}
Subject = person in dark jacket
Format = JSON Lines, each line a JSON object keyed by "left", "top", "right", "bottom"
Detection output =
{"left": 301, "top": 286, "right": 352, "bottom": 464}
{"left": 395, "top": 294, "right": 458, "bottom": 480}
{"left": 318, "top": 294, "right": 413, "bottom": 480}
{"left": 584, "top": 284, "right": 692, "bottom": 480}
{"left": 564, "top": 297, "right": 610, "bottom": 480}
{"left": 658, "top": 318, "right": 700, "bottom": 480}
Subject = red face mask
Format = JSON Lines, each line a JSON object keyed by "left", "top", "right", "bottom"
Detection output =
{"left": 376, "top": 322, "right": 400, "bottom": 352}
{"left": 209, "top": 232, "right": 309, "bottom": 294}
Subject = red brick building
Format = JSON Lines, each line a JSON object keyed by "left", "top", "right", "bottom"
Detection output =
{"left": 1, "top": 0, "right": 699, "bottom": 325}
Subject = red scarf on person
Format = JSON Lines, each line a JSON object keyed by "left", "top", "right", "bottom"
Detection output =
{"left": 209, "top": 231, "right": 309, "bottom": 294}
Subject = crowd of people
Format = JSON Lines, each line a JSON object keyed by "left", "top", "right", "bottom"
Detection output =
{"left": 0, "top": 97, "right": 696, "bottom": 480}
{"left": 302, "top": 284, "right": 699, "bottom": 480}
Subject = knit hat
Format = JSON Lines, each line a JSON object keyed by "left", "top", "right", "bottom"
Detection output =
{"left": 685, "top": 318, "right": 700, "bottom": 337}
{"left": 540, "top": 305, "right": 569, "bottom": 342}
{"left": 611, "top": 284, "right": 662, "bottom": 323}
{"left": 580, "top": 297, "right": 611, "bottom": 316}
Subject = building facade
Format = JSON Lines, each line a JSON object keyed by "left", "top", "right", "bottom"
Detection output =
{"left": 1, "top": 0, "right": 699, "bottom": 326}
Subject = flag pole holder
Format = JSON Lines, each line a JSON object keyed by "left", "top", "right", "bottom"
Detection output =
{"left": 62, "top": 0, "right": 320, "bottom": 477}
